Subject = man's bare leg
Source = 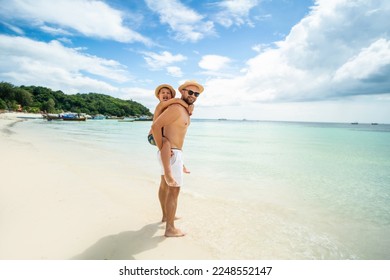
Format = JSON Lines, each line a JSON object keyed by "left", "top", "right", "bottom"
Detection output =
{"left": 161, "top": 137, "right": 178, "bottom": 186}
{"left": 165, "top": 186, "right": 185, "bottom": 237}
{"left": 158, "top": 175, "right": 180, "bottom": 223}
{"left": 158, "top": 175, "right": 168, "bottom": 222}
{"left": 159, "top": 176, "right": 181, "bottom": 222}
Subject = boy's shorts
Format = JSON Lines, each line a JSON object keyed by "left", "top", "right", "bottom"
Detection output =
{"left": 148, "top": 134, "right": 156, "bottom": 146}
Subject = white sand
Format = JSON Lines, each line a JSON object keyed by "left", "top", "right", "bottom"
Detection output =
{"left": 0, "top": 112, "right": 214, "bottom": 260}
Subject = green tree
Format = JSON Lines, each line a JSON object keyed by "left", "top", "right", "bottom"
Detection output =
{"left": 43, "top": 98, "right": 56, "bottom": 113}
{"left": 0, "top": 82, "right": 14, "bottom": 100}
{"left": 29, "top": 107, "right": 41, "bottom": 113}
{"left": 14, "top": 88, "right": 33, "bottom": 107}
{"left": 0, "top": 98, "right": 7, "bottom": 110}
{"left": 1, "top": 82, "right": 153, "bottom": 116}
{"left": 6, "top": 100, "right": 18, "bottom": 111}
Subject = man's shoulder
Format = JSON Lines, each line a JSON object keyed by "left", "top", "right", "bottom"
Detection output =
{"left": 167, "top": 103, "right": 186, "bottom": 110}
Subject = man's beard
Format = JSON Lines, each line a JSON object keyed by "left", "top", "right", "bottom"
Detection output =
{"left": 182, "top": 96, "right": 195, "bottom": 105}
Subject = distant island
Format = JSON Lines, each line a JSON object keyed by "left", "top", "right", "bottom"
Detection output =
{"left": 0, "top": 81, "right": 152, "bottom": 118}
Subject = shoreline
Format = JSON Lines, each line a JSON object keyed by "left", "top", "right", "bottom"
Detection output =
{"left": 0, "top": 114, "right": 215, "bottom": 260}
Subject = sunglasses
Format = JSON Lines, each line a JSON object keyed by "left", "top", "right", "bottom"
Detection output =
{"left": 183, "top": 88, "right": 200, "bottom": 97}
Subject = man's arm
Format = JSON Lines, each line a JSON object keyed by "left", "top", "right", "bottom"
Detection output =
{"left": 151, "top": 104, "right": 182, "bottom": 150}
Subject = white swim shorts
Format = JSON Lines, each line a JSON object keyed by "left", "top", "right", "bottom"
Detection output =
{"left": 157, "top": 149, "right": 183, "bottom": 187}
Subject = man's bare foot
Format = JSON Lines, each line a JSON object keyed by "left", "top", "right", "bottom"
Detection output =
{"left": 165, "top": 228, "right": 186, "bottom": 237}
{"left": 164, "top": 174, "right": 179, "bottom": 186}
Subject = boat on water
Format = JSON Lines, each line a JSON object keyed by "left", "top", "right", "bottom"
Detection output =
{"left": 44, "top": 113, "right": 86, "bottom": 121}
{"left": 135, "top": 115, "right": 152, "bottom": 121}
{"left": 62, "top": 113, "right": 86, "bottom": 121}
{"left": 106, "top": 116, "right": 124, "bottom": 120}
{"left": 350, "top": 122, "right": 358, "bottom": 125}
{"left": 62, "top": 116, "right": 86, "bottom": 121}
{"left": 44, "top": 113, "right": 63, "bottom": 121}
{"left": 118, "top": 117, "right": 135, "bottom": 122}
{"left": 92, "top": 114, "right": 106, "bottom": 120}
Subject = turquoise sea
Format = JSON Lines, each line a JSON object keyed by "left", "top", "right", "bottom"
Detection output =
{"left": 15, "top": 118, "right": 390, "bottom": 259}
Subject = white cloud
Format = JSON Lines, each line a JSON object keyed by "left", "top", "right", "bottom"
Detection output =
{"left": 166, "top": 66, "right": 183, "bottom": 77}
{"left": 117, "top": 86, "right": 156, "bottom": 108}
{"left": 57, "top": 37, "right": 73, "bottom": 45}
{"left": 198, "top": 54, "right": 234, "bottom": 77}
{"left": 334, "top": 39, "right": 390, "bottom": 82}
{"left": 1, "top": 22, "right": 25, "bottom": 35}
{"left": 0, "top": 0, "right": 151, "bottom": 45}
{"left": 40, "top": 25, "right": 73, "bottom": 36}
{"left": 214, "top": 0, "right": 259, "bottom": 27}
{"left": 142, "top": 51, "right": 187, "bottom": 70}
{"left": 251, "top": 43, "right": 272, "bottom": 53}
{"left": 0, "top": 35, "right": 131, "bottom": 94}
{"left": 145, "top": 0, "right": 215, "bottom": 42}
{"left": 199, "top": 55, "right": 232, "bottom": 71}
{"left": 201, "top": 0, "right": 390, "bottom": 108}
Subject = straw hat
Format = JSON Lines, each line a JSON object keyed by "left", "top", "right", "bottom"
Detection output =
{"left": 178, "top": 80, "right": 204, "bottom": 94}
{"left": 155, "top": 84, "right": 176, "bottom": 98}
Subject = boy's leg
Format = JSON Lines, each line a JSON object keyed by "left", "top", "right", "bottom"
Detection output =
{"left": 161, "top": 137, "right": 178, "bottom": 186}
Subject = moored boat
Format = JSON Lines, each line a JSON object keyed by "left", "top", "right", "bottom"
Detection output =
{"left": 118, "top": 117, "right": 135, "bottom": 122}
{"left": 45, "top": 113, "right": 63, "bottom": 121}
{"left": 106, "top": 116, "right": 124, "bottom": 120}
{"left": 62, "top": 113, "right": 86, "bottom": 121}
{"left": 92, "top": 114, "right": 106, "bottom": 120}
{"left": 135, "top": 115, "right": 152, "bottom": 121}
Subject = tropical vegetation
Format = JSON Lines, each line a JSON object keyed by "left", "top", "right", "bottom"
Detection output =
{"left": 0, "top": 81, "right": 152, "bottom": 117}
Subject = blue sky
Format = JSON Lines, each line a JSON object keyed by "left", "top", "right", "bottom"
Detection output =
{"left": 1, "top": 0, "right": 390, "bottom": 123}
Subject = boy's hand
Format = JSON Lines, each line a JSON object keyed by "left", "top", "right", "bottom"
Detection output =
{"left": 187, "top": 104, "right": 194, "bottom": 115}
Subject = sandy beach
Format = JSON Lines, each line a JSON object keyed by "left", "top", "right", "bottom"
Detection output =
{"left": 0, "top": 112, "right": 214, "bottom": 260}
{"left": 2, "top": 112, "right": 389, "bottom": 261}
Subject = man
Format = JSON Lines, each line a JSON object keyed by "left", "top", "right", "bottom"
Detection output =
{"left": 151, "top": 80, "right": 204, "bottom": 237}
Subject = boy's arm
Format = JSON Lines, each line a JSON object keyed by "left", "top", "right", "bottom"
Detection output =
{"left": 150, "top": 99, "right": 186, "bottom": 133}
{"left": 151, "top": 105, "right": 181, "bottom": 150}
{"left": 154, "top": 98, "right": 189, "bottom": 119}
{"left": 175, "top": 99, "right": 194, "bottom": 115}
